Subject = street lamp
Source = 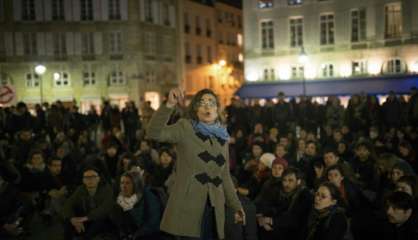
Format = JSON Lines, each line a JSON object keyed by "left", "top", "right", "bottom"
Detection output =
{"left": 35, "top": 65, "right": 46, "bottom": 104}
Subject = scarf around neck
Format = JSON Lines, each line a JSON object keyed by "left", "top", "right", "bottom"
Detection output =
{"left": 192, "top": 120, "right": 229, "bottom": 141}
{"left": 117, "top": 194, "right": 139, "bottom": 211}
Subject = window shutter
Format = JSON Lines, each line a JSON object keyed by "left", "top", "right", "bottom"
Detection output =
{"left": 35, "top": 0, "right": 44, "bottom": 21}
{"left": 15, "top": 32, "right": 24, "bottom": 56}
{"left": 66, "top": 32, "right": 74, "bottom": 55}
{"left": 45, "top": 33, "right": 54, "bottom": 56}
{"left": 139, "top": 0, "right": 145, "bottom": 21}
{"left": 121, "top": 0, "right": 128, "bottom": 20}
{"left": 93, "top": 0, "right": 101, "bottom": 21}
{"left": 101, "top": 0, "right": 109, "bottom": 21}
{"left": 94, "top": 32, "right": 103, "bottom": 55}
{"left": 152, "top": 1, "right": 159, "bottom": 24}
{"left": 5, "top": 33, "right": 14, "bottom": 56}
{"left": 72, "top": 0, "right": 81, "bottom": 21}
{"left": 13, "top": 0, "right": 22, "bottom": 21}
{"left": 44, "top": 0, "right": 52, "bottom": 21}
{"left": 73, "top": 32, "right": 82, "bottom": 55}
{"left": 169, "top": 5, "right": 175, "bottom": 28}
{"left": 37, "top": 33, "right": 46, "bottom": 55}
{"left": 64, "top": 0, "right": 73, "bottom": 21}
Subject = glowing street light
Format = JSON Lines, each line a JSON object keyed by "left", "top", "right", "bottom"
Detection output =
{"left": 34, "top": 64, "right": 46, "bottom": 104}
{"left": 219, "top": 59, "right": 227, "bottom": 67}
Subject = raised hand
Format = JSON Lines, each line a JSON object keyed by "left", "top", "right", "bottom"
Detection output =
{"left": 166, "top": 87, "right": 185, "bottom": 108}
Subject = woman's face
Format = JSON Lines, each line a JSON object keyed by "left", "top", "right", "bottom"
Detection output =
{"left": 252, "top": 145, "right": 263, "bottom": 158}
{"left": 197, "top": 94, "right": 218, "bottom": 124}
{"left": 122, "top": 158, "right": 131, "bottom": 170}
{"left": 314, "top": 186, "right": 337, "bottom": 210}
{"left": 31, "top": 153, "right": 44, "bottom": 167}
{"left": 328, "top": 169, "right": 344, "bottom": 187}
{"left": 160, "top": 152, "right": 173, "bottom": 167}
{"left": 275, "top": 145, "right": 287, "bottom": 158}
{"left": 272, "top": 164, "right": 284, "bottom": 178}
{"left": 120, "top": 176, "right": 134, "bottom": 197}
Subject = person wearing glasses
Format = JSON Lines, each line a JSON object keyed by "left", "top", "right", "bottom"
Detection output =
{"left": 61, "top": 166, "right": 113, "bottom": 240}
{"left": 147, "top": 88, "right": 244, "bottom": 240}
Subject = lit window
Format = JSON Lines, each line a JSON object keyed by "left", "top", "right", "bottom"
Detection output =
{"left": 53, "top": 71, "right": 71, "bottom": 87}
{"left": 83, "top": 64, "right": 96, "bottom": 86}
{"left": 109, "top": 64, "right": 126, "bottom": 85}
{"left": 352, "top": 60, "right": 368, "bottom": 75}
{"left": 291, "top": 65, "right": 304, "bottom": 79}
{"left": 258, "top": 0, "right": 273, "bottom": 9}
{"left": 263, "top": 68, "right": 275, "bottom": 81}
{"left": 26, "top": 72, "right": 39, "bottom": 88}
{"left": 321, "top": 64, "right": 334, "bottom": 78}
{"left": 237, "top": 34, "right": 243, "bottom": 46}
{"left": 386, "top": 59, "right": 404, "bottom": 74}
{"left": 288, "top": 0, "right": 303, "bottom": 6}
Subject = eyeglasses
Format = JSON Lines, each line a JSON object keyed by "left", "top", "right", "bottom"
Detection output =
{"left": 198, "top": 100, "right": 217, "bottom": 108}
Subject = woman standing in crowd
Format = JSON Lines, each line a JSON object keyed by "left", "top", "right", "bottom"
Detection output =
{"left": 147, "top": 88, "right": 244, "bottom": 240}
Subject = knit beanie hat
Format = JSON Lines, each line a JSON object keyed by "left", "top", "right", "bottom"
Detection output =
{"left": 272, "top": 157, "right": 289, "bottom": 169}
{"left": 259, "top": 153, "right": 276, "bottom": 169}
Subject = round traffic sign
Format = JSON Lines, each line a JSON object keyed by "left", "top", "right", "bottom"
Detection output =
{"left": 0, "top": 85, "right": 15, "bottom": 104}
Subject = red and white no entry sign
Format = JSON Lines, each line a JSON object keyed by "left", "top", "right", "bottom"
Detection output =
{"left": 0, "top": 85, "right": 15, "bottom": 104}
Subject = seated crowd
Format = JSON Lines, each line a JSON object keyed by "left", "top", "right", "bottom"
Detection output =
{"left": 0, "top": 88, "right": 418, "bottom": 240}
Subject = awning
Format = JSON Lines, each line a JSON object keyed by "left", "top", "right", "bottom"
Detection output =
{"left": 235, "top": 74, "right": 418, "bottom": 99}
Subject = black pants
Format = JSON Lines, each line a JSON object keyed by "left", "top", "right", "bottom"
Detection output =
{"left": 175, "top": 199, "right": 218, "bottom": 240}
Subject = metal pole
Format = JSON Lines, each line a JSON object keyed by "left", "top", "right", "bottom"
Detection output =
{"left": 40, "top": 75, "right": 43, "bottom": 104}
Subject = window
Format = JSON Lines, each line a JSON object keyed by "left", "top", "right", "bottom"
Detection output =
{"left": 352, "top": 60, "right": 367, "bottom": 75}
{"left": 195, "top": 16, "right": 201, "bottom": 35}
{"left": 207, "top": 46, "right": 212, "bottom": 63}
{"left": 218, "top": 32, "right": 224, "bottom": 44}
{"left": 53, "top": 33, "right": 67, "bottom": 58}
{"left": 144, "top": 0, "right": 152, "bottom": 22}
{"left": 261, "top": 20, "right": 274, "bottom": 50}
{"left": 196, "top": 44, "right": 202, "bottom": 64}
{"left": 386, "top": 59, "right": 403, "bottom": 74}
{"left": 52, "top": 0, "right": 65, "bottom": 20}
{"left": 109, "top": 32, "right": 122, "bottom": 55}
{"left": 144, "top": 32, "right": 155, "bottom": 56}
{"left": 162, "top": 35, "right": 173, "bottom": 60}
{"left": 23, "top": 32, "right": 37, "bottom": 56}
{"left": 206, "top": 18, "right": 212, "bottom": 38}
{"left": 291, "top": 65, "right": 304, "bottom": 78}
{"left": 109, "top": 0, "right": 121, "bottom": 20}
{"left": 83, "top": 65, "right": 96, "bottom": 86}
{"left": 185, "top": 42, "right": 191, "bottom": 64}
{"left": 26, "top": 72, "right": 39, "bottom": 87}
{"left": 53, "top": 71, "right": 70, "bottom": 87}
{"left": 288, "top": 0, "right": 303, "bottom": 6}
{"left": 320, "top": 13, "right": 334, "bottom": 45}
{"left": 385, "top": 3, "right": 402, "bottom": 39}
{"left": 321, "top": 64, "right": 334, "bottom": 77}
{"left": 184, "top": 13, "right": 190, "bottom": 33}
{"left": 81, "top": 32, "right": 94, "bottom": 55}
{"left": 80, "top": 0, "right": 93, "bottom": 21}
{"left": 290, "top": 17, "right": 303, "bottom": 47}
{"left": 22, "top": 0, "right": 35, "bottom": 21}
{"left": 217, "top": 10, "right": 223, "bottom": 23}
{"left": 109, "top": 65, "right": 125, "bottom": 85}
{"left": 162, "top": 3, "right": 170, "bottom": 26}
{"left": 263, "top": 68, "right": 275, "bottom": 81}
{"left": 351, "top": 9, "right": 366, "bottom": 42}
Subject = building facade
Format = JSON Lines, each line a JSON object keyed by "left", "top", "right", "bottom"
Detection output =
{"left": 0, "top": 0, "right": 180, "bottom": 111}
{"left": 241, "top": 0, "right": 418, "bottom": 98}
{"left": 182, "top": 0, "right": 243, "bottom": 106}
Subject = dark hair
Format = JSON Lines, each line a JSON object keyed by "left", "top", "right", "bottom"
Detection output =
{"left": 47, "top": 156, "right": 62, "bottom": 165}
{"left": 327, "top": 164, "right": 345, "bottom": 176}
{"left": 318, "top": 181, "right": 342, "bottom": 202}
{"left": 120, "top": 170, "right": 144, "bottom": 198}
{"left": 323, "top": 146, "right": 338, "bottom": 156}
{"left": 282, "top": 167, "right": 303, "bottom": 180}
{"left": 385, "top": 191, "right": 414, "bottom": 211}
{"left": 187, "top": 88, "right": 223, "bottom": 122}
{"left": 397, "top": 175, "right": 418, "bottom": 198}
{"left": 82, "top": 166, "right": 100, "bottom": 176}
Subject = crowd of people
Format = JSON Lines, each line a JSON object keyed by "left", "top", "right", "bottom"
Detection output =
{"left": 0, "top": 87, "right": 417, "bottom": 240}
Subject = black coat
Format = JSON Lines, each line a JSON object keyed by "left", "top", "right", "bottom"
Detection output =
{"left": 271, "top": 187, "right": 313, "bottom": 240}
{"left": 225, "top": 194, "right": 258, "bottom": 240}
{"left": 382, "top": 212, "right": 418, "bottom": 240}
{"left": 306, "top": 206, "right": 348, "bottom": 240}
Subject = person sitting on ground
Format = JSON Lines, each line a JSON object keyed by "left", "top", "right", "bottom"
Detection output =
{"left": 381, "top": 191, "right": 418, "bottom": 240}
{"left": 61, "top": 166, "right": 113, "bottom": 240}
{"left": 306, "top": 182, "right": 348, "bottom": 240}
{"left": 110, "top": 170, "right": 162, "bottom": 240}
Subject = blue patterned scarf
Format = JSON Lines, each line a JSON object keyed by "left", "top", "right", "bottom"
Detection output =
{"left": 192, "top": 120, "right": 230, "bottom": 141}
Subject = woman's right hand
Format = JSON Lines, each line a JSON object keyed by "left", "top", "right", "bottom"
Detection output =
{"left": 166, "top": 88, "right": 184, "bottom": 108}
